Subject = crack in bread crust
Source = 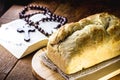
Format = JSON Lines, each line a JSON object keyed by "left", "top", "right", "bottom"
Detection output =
{"left": 47, "top": 13, "right": 120, "bottom": 74}
{"left": 49, "top": 13, "right": 120, "bottom": 45}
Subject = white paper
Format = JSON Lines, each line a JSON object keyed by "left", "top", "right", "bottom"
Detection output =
{"left": 0, "top": 19, "right": 48, "bottom": 59}
{"left": 0, "top": 13, "right": 62, "bottom": 59}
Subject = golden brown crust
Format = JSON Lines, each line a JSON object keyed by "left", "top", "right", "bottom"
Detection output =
{"left": 49, "top": 13, "right": 120, "bottom": 45}
{"left": 47, "top": 13, "right": 120, "bottom": 74}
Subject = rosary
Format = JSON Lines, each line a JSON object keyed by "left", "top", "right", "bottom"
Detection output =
{"left": 17, "top": 5, "right": 67, "bottom": 42}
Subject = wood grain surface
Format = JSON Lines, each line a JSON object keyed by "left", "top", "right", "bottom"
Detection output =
{"left": 32, "top": 48, "right": 65, "bottom": 80}
{"left": 0, "top": 0, "right": 120, "bottom": 80}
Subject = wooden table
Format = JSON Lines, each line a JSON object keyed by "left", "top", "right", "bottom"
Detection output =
{"left": 0, "top": 0, "right": 120, "bottom": 80}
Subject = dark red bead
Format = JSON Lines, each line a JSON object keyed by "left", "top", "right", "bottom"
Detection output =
{"left": 38, "top": 27, "right": 41, "bottom": 31}
{"left": 45, "top": 33, "right": 49, "bottom": 36}
{"left": 36, "top": 21, "right": 39, "bottom": 25}
{"left": 35, "top": 26, "right": 38, "bottom": 28}
{"left": 57, "top": 24, "right": 61, "bottom": 28}
{"left": 18, "top": 4, "right": 67, "bottom": 39}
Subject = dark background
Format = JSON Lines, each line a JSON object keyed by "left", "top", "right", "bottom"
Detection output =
{"left": 0, "top": 0, "right": 33, "bottom": 17}
{"left": 0, "top": 0, "right": 120, "bottom": 17}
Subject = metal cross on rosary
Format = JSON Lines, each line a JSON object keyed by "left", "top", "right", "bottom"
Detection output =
{"left": 17, "top": 25, "right": 35, "bottom": 42}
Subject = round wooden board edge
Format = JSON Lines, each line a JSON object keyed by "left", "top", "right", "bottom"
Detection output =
{"left": 31, "top": 47, "right": 64, "bottom": 80}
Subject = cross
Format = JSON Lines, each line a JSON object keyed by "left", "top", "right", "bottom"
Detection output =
{"left": 17, "top": 25, "right": 35, "bottom": 42}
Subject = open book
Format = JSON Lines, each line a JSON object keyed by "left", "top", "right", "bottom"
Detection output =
{"left": 0, "top": 19, "right": 48, "bottom": 59}
{"left": 0, "top": 17, "right": 61, "bottom": 59}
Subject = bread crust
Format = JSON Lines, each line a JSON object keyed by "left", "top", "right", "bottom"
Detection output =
{"left": 47, "top": 13, "right": 120, "bottom": 74}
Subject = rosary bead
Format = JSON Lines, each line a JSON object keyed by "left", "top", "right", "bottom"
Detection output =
{"left": 29, "top": 5, "right": 33, "bottom": 9}
{"left": 18, "top": 5, "right": 67, "bottom": 38}
{"left": 36, "top": 21, "right": 39, "bottom": 25}
{"left": 30, "top": 22, "right": 34, "bottom": 26}
{"left": 24, "top": 6, "right": 28, "bottom": 11}
{"left": 57, "top": 18, "right": 61, "bottom": 22}
{"left": 38, "top": 6, "right": 42, "bottom": 10}
{"left": 32, "top": 5, "right": 36, "bottom": 9}
{"left": 38, "top": 27, "right": 41, "bottom": 31}
{"left": 49, "top": 18, "right": 52, "bottom": 21}
{"left": 24, "top": 17, "right": 29, "bottom": 22}
{"left": 35, "top": 5, "right": 39, "bottom": 9}
{"left": 22, "top": 10, "right": 25, "bottom": 14}
{"left": 53, "top": 14, "right": 56, "bottom": 18}
{"left": 63, "top": 18, "right": 67, "bottom": 24}
{"left": 41, "top": 29, "right": 44, "bottom": 33}
{"left": 40, "top": 6, "right": 44, "bottom": 10}
{"left": 60, "top": 18, "right": 63, "bottom": 23}
{"left": 35, "top": 25, "right": 38, "bottom": 29}
{"left": 56, "top": 24, "right": 62, "bottom": 29}
{"left": 47, "top": 11, "right": 52, "bottom": 15}
{"left": 42, "top": 18, "right": 46, "bottom": 22}
{"left": 46, "top": 18, "right": 49, "bottom": 21}
{"left": 45, "top": 33, "right": 49, "bottom": 36}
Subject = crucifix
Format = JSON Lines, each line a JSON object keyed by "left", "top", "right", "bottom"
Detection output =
{"left": 17, "top": 25, "right": 35, "bottom": 42}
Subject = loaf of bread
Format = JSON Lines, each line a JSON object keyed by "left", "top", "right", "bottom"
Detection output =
{"left": 46, "top": 13, "right": 120, "bottom": 74}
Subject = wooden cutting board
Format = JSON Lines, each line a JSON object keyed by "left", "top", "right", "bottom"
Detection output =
{"left": 32, "top": 48, "right": 64, "bottom": 80}
{"left": 32, "top": 47, "right": 120, "bottom": 80}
